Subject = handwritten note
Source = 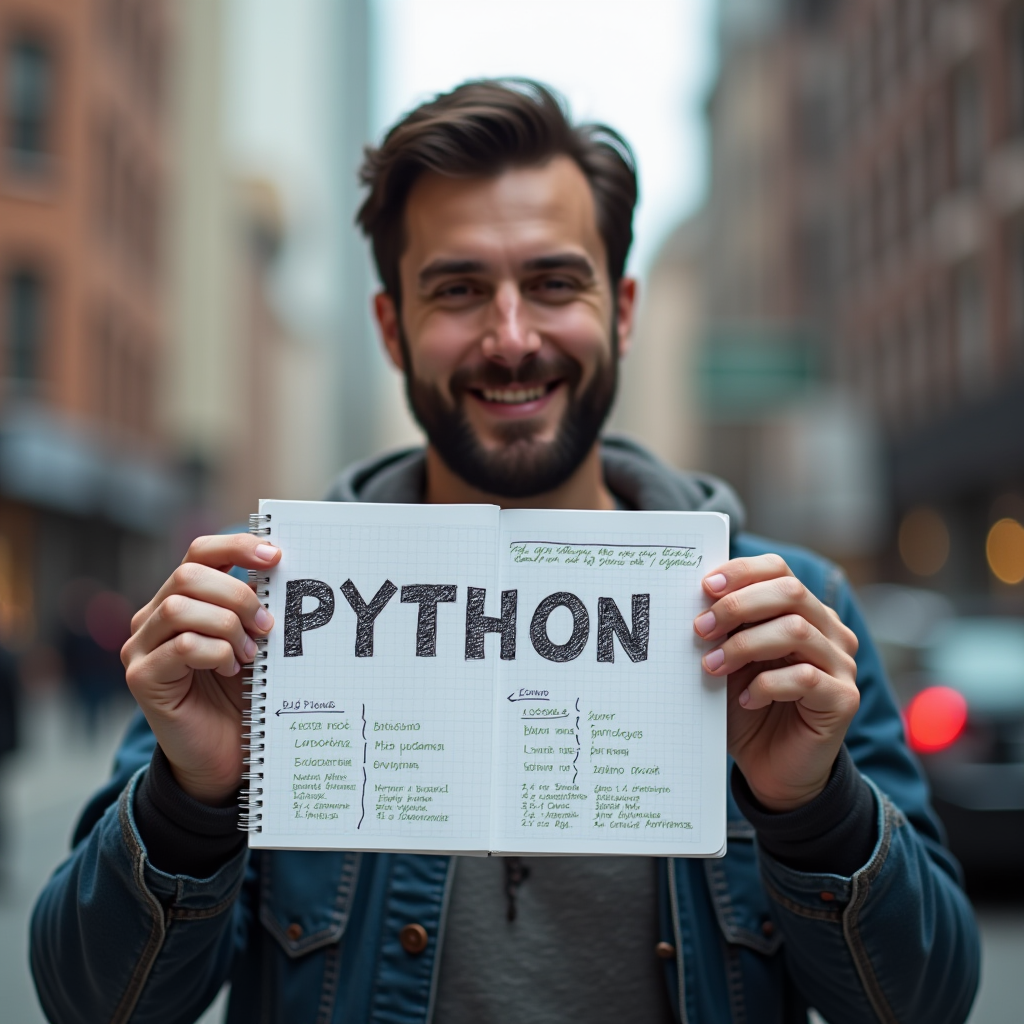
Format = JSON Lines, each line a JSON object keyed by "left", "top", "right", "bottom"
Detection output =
{"left": 510, "top": 541, "right": 702, "bottom": 570}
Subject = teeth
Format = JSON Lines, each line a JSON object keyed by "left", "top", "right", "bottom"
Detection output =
{"left": 481, "top": 386, "right": 546, "bottom": 404}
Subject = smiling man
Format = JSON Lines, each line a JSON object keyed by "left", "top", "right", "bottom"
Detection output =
{"left": 32, "top": 80, "right": 978, "bottom": 1024}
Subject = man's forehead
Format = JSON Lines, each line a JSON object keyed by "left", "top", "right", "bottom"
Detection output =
{"left": 401, "top": 157, "right": 607, "bottom": 275}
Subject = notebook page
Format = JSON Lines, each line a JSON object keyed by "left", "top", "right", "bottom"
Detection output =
{"left": 490, "top": 509, "right": 729, "bottom": 856}
{"left": 252, "top": 500, "right": 500, "bottom": 853}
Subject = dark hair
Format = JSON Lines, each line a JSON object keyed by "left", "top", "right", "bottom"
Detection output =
{"left": 356, "top": 78, "right": 638, "bottom": 304}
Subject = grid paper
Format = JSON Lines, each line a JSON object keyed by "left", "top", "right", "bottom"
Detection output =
{"left": 249, "top": 501, "right": 728, "bottom": 857}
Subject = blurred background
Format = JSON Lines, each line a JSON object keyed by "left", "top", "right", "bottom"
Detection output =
{"left": 0, "top": 0, "right": 1021, "bottom": 1021}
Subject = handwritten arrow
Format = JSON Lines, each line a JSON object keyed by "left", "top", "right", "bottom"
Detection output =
{"left": 507, "top": 693, "right": 550, "bottom": 702}
{"left": 275, "top": 709, "right": 346, "bottom": 716}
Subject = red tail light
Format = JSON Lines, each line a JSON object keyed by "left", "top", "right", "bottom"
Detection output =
{"left": 905, "top": 686, "right": 968, "bottom": 753}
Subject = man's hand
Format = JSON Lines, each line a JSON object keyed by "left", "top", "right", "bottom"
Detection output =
{"left": 693, "top": 554, "right": 860, "bottom": 812}
{"left": 121, "top": 535, "right": 282, "bottom": 806}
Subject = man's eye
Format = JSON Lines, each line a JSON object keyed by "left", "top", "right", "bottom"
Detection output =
{"left": 531, "top": 276, "right": 579, "bottom": 297}
{"left": 435, "top": 282, "right": 477, "bottom": 300}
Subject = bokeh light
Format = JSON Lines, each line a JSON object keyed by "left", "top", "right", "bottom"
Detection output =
{"left": 898, "top": 507, "right": 950, "bottom": 577}
{"left": 986, "top": 518, "right": 1024, "bottom": 585}
{"left": 905, "top": 686, "right": 968, "bottom": 754}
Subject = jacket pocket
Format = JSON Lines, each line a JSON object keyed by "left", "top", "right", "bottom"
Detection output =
{"left": 705, "top": 827, "right": 783, "bottom": 955}
{"left": 259, "top": 850, "right": 362, "bottom": 958}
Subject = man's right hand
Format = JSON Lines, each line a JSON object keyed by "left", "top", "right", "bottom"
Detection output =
{"left": 121, "top": 534, "right": 282, "bottom": 806}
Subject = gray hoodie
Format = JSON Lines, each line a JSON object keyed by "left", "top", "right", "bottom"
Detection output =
{"left": 326, "top": 434, "right": 746, "bottom": 530}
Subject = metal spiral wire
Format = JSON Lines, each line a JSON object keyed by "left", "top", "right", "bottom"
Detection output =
{"left": 240, "top": 511, "right": 271, "bottom": 832}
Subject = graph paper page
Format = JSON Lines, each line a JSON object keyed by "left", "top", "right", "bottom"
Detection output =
{"left": 252, "top": 500, "right": 500, "bottom": 853}
{"left": 490, "top": 509, "right": 729, "bottom": 856}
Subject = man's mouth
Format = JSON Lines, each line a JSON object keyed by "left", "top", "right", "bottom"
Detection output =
{"left": 471, "top": 381, "right": 562, "bottom": 406}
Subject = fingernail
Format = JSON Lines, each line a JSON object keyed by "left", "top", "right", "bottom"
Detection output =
{"left": 255, "top": 607, "right": 273, "bottom": 631}
{"left": 705, "top": 573, "right": 727, "bottom": 593}
{"left": 244, "top": 637, "right": 257, "bottom": 659}
{"left": 230, "top": 659, "right": 240, "bottom": 676}
{"left": 705, "top": 648, "right": 725, "bottom": 671}
{"left": 694, "top": 610, "right": 716, "bottom": 636}
{"left": 738, "top": 688, "right": 750, "bottom": 706}
{"left": 255, "top": 543, "right": 277, "bottom": 561}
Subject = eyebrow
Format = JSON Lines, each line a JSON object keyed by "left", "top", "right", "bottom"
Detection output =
{"left": 416, "top": 252, "right": 597, "bottom": 288}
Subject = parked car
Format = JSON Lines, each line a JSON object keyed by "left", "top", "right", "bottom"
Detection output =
{"left": 906, "top": 617, "right": 1024, "bottom": 875}
{"left": 858, "top": 585, "right": 1024, "bottom": 877}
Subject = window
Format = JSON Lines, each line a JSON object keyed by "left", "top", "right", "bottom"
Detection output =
{"left": 5, "top": 38, "right": 53, "bottom": 169}
{"left": 952, "top": 63, "right": 984, "bottom": 189}
{"left": 5, "top": 269, "right": 46, "bottom": 382}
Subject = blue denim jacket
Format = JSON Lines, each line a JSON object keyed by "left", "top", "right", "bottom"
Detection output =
{"left": 30, "top": 535, "right": 980, "bottom": 1024}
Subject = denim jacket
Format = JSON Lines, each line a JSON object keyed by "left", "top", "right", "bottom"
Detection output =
{"left": 30, "top": 533, "right": 980, "bottom": 1024}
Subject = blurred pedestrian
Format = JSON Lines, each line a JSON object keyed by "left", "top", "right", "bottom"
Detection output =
{"left": 58, "top": 581, "right": 130, "bottom": 741}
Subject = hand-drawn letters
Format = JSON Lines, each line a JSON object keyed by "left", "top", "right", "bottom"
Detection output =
{"left": 284, "top": 580, "right": 335, "bottom": 657}
{"left": 400, "top": 584, "right": 457, "bottom": 657}
{"left": 465, "top": 587, "right": 517, "bottom": 660}
{"left": 340, "top": 579, "right": 398, "bottom": 657}
{"left": 284, "top": 580, "right": 650, "bottom": 662}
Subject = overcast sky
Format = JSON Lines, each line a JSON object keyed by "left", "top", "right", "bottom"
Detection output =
{"left": 226, "top": 0, "right": 716, "bottom": 330}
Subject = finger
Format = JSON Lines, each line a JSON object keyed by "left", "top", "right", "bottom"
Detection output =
{"left": 701, "top": 553, "right": 793, "bottom": 600}
{"left": 694, "top": 576, "right": 858, "bottom": 655}
{"left": 738, "top": 662, "right": 860, "bottom": 721}
{"left": 133, "top": 561, "right": 274, "bottom": 640}
{"left": 129, "top": 594, "right": 257, "bottom": 666}
{"left": 126, "top": 633, "right": 240, "bottom": 695}
{"left": 131, "top": 534, "right": 280, "bottom": 632}
{"left": 703, "top": 615, "right": 857, "bottom": 680}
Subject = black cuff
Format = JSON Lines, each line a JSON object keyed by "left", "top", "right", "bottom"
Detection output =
{"left": 133, "top": 746, "right": 246, "bottom": 878}
{"left": 731, "top": 746, "right": 877, "bottom": 876}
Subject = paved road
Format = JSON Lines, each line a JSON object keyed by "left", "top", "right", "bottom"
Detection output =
{"left": 2, "top": 695, "right": 1020, "bottom": 1023}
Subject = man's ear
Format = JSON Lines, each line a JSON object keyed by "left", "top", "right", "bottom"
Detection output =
{"left": 374, "top": 292, "right": 405, "bottom": 372}
{"left": 615, "top": 277, "right": 638, "bottom": 359}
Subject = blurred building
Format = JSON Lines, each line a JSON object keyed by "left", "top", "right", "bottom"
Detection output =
{"left": 0, "top": 0, "right": 178, "bottom": 647}
{"left": 635, "top": 0, "right": 1024, "bottom": 602}
{"left": 831, "top": 0, "right": 1024, "bottom": 604}
{"left": 625, "top": 0, "right": 884, "bottom": 574}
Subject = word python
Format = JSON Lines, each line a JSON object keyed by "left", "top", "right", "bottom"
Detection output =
{"left": 283, "top": 579, "right": 651, "bottom": 664}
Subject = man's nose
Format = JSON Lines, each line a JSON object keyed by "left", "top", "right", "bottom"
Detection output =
{"left": 481, "top": 282, "right": 541, "bottom": 367}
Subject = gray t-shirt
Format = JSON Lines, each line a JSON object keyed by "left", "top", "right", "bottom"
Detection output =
{"left": 433, "top": 855, "right": 675, "bottom": 1024}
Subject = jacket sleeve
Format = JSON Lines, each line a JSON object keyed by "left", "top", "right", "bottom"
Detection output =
{"left": 756, "top": 566, "right": 980, "bottom": 1024}
{"left": 29, "top": 710, "right": 253, "bottom": 1024}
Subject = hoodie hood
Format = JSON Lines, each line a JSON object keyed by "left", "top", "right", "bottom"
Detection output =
{"left": 324, "top": 434, "right": 745, "bottom": 531}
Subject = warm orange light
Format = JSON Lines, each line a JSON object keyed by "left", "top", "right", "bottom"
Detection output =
{"left": 898, "top": 507, "right": 950, "bottom": 577}
{"left": 905, "top": 686, "right": 968, "bottom": 754}
{"left": 986, "top": 518, "right": 1024, "bottom": 585}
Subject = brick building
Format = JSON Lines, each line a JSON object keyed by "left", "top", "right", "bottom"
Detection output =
{"left": 0, "top": 0, "right": 176, "bottom": 647}
{"left": 832, "top": 0, "right": 1024, "bottom": 600}
{"left": 639, "top": 0, "right": 1024, "bottom": 597}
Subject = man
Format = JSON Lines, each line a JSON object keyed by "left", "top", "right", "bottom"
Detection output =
{"left": 32, "top": 80, "right": 978, "bottom": 1024}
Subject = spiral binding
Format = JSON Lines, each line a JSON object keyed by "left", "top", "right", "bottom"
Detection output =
{"left": 239, "top": 513, "right": 272, "bottom": 833}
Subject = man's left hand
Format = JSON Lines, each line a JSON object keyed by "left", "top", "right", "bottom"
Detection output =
{"left": 693, "top": 554, "right": 861, "bottom": 812}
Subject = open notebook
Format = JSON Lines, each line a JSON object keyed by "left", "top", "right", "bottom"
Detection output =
{"left": 242, "top": 500, "right": 729, "bottom": 857}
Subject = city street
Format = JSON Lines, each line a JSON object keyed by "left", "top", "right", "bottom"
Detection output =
{"left": 1, "top": 694, "right": 1021, "bottom": 1023}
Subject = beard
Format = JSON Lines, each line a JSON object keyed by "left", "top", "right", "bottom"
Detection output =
{"left": 402, "top": 334, "right": 618, "bottom": 499}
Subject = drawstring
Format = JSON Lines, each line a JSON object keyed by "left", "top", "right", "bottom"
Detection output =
{"left": 503, "top": 856, "right": 530, "bottom": 921}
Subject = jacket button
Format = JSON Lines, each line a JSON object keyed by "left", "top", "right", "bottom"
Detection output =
{"left": 761, "top": 920, "right": 775, "bottom": 937}
{"left": 399, "top": 923, "right": 429, "bottom": 955}
{"left": 286, "top": 922, "right": 303, "bottom": 941}
{"left": 654, "top": 941, "right": 676, "bottom": 960}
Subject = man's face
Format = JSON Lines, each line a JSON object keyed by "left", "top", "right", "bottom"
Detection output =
{"left": 377, "top": 156, "right": 635, "bottom": 498}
